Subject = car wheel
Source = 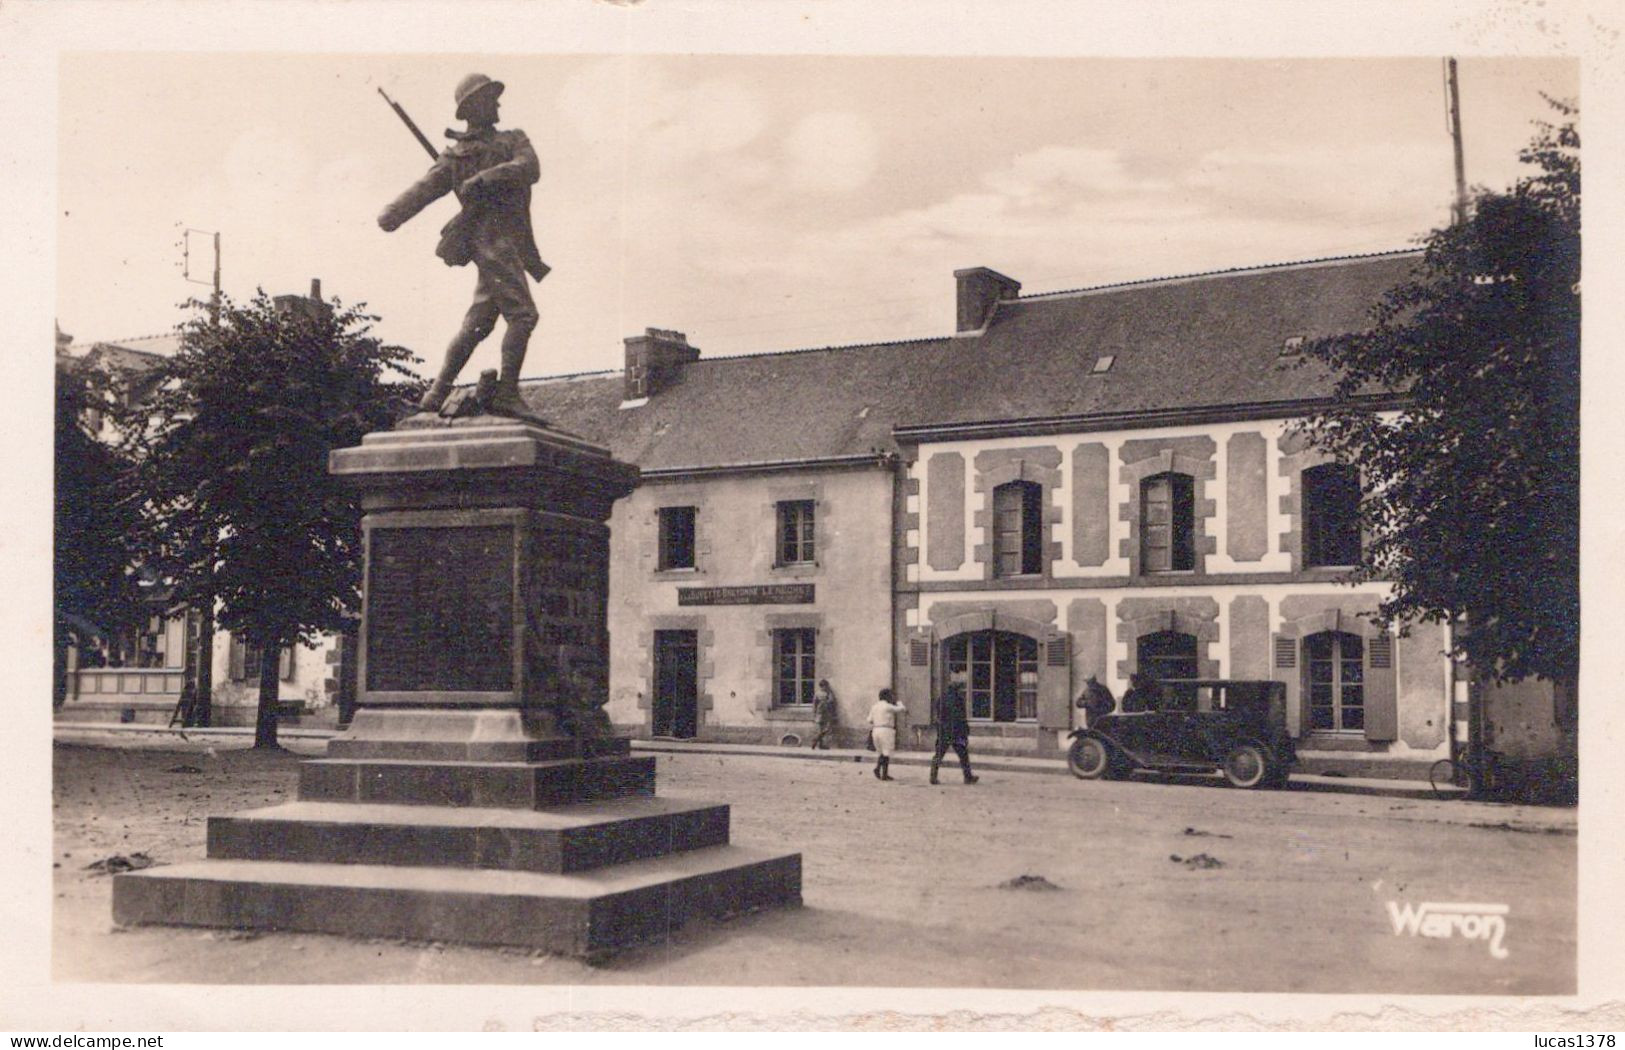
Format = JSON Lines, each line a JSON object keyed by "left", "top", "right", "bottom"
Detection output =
{"left": 1221, "top": 743, "right": 1270, "bottom": 789}
{"left": 1068, "top": 736, "right": 1111, "bottom": 780}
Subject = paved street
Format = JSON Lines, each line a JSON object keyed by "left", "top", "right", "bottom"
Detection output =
{"left": 53, "top": 738, "right": 1575, "bottom": 993}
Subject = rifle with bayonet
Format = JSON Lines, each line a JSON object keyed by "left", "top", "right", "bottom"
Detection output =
{"left": 378, "top": 86, "right": 439, "bottom": 160}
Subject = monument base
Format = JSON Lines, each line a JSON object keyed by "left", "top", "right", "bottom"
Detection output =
{"left": 112, "top": 420, "right": 801, "bottom": 957}
{"left": 112, "top": 723, "right": 802, "bottom": 957}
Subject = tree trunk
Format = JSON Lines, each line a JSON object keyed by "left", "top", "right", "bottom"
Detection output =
{"left": 254, "top": 641, "right": 281, "bottom": 749}
{"left": 194, "top": 601, "right": 214, "bottom": 727}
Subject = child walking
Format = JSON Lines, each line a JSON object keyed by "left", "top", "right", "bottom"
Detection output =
{"left": 867, "top": 688, "right": 907, "bottom": 781}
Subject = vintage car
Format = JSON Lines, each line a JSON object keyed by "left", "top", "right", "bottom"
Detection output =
{"left": 1066, "top": 678, "right": 1296, "bottom": 789}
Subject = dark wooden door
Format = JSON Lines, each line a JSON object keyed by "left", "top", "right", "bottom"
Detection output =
{"left": 653, "top": 630, "right": 698, "bottom": 739}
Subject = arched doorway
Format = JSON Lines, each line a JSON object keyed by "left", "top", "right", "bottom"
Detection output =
{"left": 943, "top": 630, "right": 1038, "bottom": 723}
{"left": 1137, "top": 629, "right": 1198, "bottom": 682}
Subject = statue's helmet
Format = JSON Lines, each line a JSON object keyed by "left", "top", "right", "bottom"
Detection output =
{"left": 454, "top": 73, "right": 505, "bottom": 120}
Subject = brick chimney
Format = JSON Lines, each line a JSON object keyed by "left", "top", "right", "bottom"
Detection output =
{"left": 954, "top": 267, "right": 1020, "bottom": 334}
{"left": 623, "top": 328, "right": 699, "bottom": 401}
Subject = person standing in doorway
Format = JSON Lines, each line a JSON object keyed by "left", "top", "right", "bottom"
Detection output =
{"left": 868, "top": 688, "right": 907, "bottom": 781}
{"left": 809, "top": 679, "right": 838, "bottom": 750}
{"left": 929, "top": 681, "right": 979, "bottom": 785}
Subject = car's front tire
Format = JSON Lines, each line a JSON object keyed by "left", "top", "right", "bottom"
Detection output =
{"left": 1221, "top": 742, "right": 1272, "bottom": 789}
{"left": 1068, "top": 736, "right": 1111, "bottom": 780}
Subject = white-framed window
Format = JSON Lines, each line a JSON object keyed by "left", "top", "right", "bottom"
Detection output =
{"left": 1305, "top": 630, "right": 1365, "bottom": 732}
{"left": 777, "top": 500, "right": 816, "bottom": 566}
{"left": 773, "top": 627, "right": 817, "bottom": 707}
{"left": 945, "top": 630, "right": 1038, "bottom": 722}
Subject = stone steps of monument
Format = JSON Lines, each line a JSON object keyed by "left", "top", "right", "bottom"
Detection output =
{"left": 112, "top": 845, "right": 802, "bottom": 957}
{"left": 298, "top": 754, "right": 657, "bottom": 808}
{"left": 325, "top": 735, "right": 631, "bottom": 763}
{"left": 207, "top": 798, "right": 731, "bottom": 874}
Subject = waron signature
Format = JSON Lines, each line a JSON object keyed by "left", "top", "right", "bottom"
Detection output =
{"left": 1387, "top": 901, "right": 1509, "bottom": 959}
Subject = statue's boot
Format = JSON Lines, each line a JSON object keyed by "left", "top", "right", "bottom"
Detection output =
{"left": 419, "top": 328, "right": 483, "bottom": 413}
{"left": 484, "top": 320, "right": 545, "bottom": 424}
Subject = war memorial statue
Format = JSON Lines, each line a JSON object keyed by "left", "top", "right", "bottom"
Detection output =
{"left": 378, "top": 73, "right": 551, "bottom": 420}
{"left": 111, "top": 74, "right": 801, "bottom": 955}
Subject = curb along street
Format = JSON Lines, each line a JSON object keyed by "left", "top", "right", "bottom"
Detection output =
{"left": 52, "top": 720, "right": 1468, "bottom": 801}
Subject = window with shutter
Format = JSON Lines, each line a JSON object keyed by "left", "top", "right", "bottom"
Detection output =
{"left": 1141, "top": 473, "right": 1194, "bottom": 572}
{"left": 1305, "top": 631, "right": 1364, "bottom": 733}
{"left": 944, "top": 630, "right": 1039, "bottom": 722}
{"left": 992, "top": 481, "right": 1043, "bottom": 577}
{"left": 1274, "top": 636, "right": 1297, "bottom": 669}
{"left": 1303, "top": 464, "right": 1362, "bottom": 567}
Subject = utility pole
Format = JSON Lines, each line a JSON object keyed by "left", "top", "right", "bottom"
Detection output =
{"left": 179, "top": 227, "right": 222, "bottom": 726}
{"left": 1445, "top": 58, "right": 1469, "bottom": 226}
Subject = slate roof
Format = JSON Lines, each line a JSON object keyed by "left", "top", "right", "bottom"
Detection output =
{"left": 72, "top": 335, "right": 181, "bottom": 374}
{"left": 522, "top": 251, "right": 1419, "bottom": 474}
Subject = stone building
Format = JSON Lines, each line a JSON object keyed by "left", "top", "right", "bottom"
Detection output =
{"left": 54, "top": 331, "right": 351, "bottom": 729}
{"left": 526, "top": 250, "right": 1458, "bottom": 773}
{"left": 521, "top": 328, "right": 916, "bottom": 746}
{"left": 58, "top": 251, "right": 1465, "bottom": 776}
{"left": 891, "top": 256, "right": 1454, "bottom": 773}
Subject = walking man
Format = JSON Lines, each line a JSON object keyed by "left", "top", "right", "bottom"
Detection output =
{"left": 378, "top": 73, "right": 550, "bottom": 419}
{"left": 867, "top": 688, "right": 907, "bottom": 781}
{"left": 929, "top": 681, "right": 979, "bottom": 785}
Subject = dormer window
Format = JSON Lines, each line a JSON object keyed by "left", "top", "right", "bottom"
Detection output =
{"left": 1279, "top": 335, "right": 1306, "bottom": 357}
{"left": 1091, "top": 355, "right": 1115, "bottom": 374}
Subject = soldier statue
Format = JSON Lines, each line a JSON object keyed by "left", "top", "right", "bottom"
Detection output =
{"left": 378, "top": 73, "right": 550, "bottom": 419}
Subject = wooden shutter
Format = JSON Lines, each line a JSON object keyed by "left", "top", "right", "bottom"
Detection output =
{"left": 279, "top": 646, "right": 295, "bottom": 682}
{"left": 1363, "top": 631, "right": 1398, "bottom": 741}
{"left": 1036, "top": 632, "right": 1072, "bottom": 730}
{"left": 1142, "top": 476, "right": 1171, "bottom": 572}
{"left": 992, "top": 484, "right": 1023, "bottom": 577}
{"left": 1272, "top": 633, "right": 1301, "bottom": 736}
{"left": 899, "top": 628, "right": 935, "bottom": 728}
{"left": 228, "top": 634, "right": 245, "bottom": 681}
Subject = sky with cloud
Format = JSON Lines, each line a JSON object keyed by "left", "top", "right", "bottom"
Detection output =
{"left": 56, "top": 53, "right": 1576, "bottom": 380}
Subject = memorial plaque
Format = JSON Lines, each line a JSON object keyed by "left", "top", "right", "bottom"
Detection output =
{"left": 366, "top": 525, "right": 514, "bottom": 693}
{"left": 522, "top": 521, "right": 611, "bottom": 691}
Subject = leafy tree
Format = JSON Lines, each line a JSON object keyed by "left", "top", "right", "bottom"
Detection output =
{"left": 1299, "top": 99, "right": 1579, "bottom": 689}
{"left": 134, "top": 291, "right": 423, "bottom": 747}
{"left": 54, "top": 358, "right": 145, "bottom": 705}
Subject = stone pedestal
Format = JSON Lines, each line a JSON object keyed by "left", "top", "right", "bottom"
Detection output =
{"left": 113, "top": 419, "right": 801, "bottom": 957}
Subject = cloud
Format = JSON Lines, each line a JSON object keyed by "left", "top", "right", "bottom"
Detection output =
{"left": 982, "top": 146, "right": 1172, "bottom": 200}
{"left": 555, "top": 59, "right": 766, "bottom": 166}
{"left": 783, "top": 111, "right": 878, "bottom": 194}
